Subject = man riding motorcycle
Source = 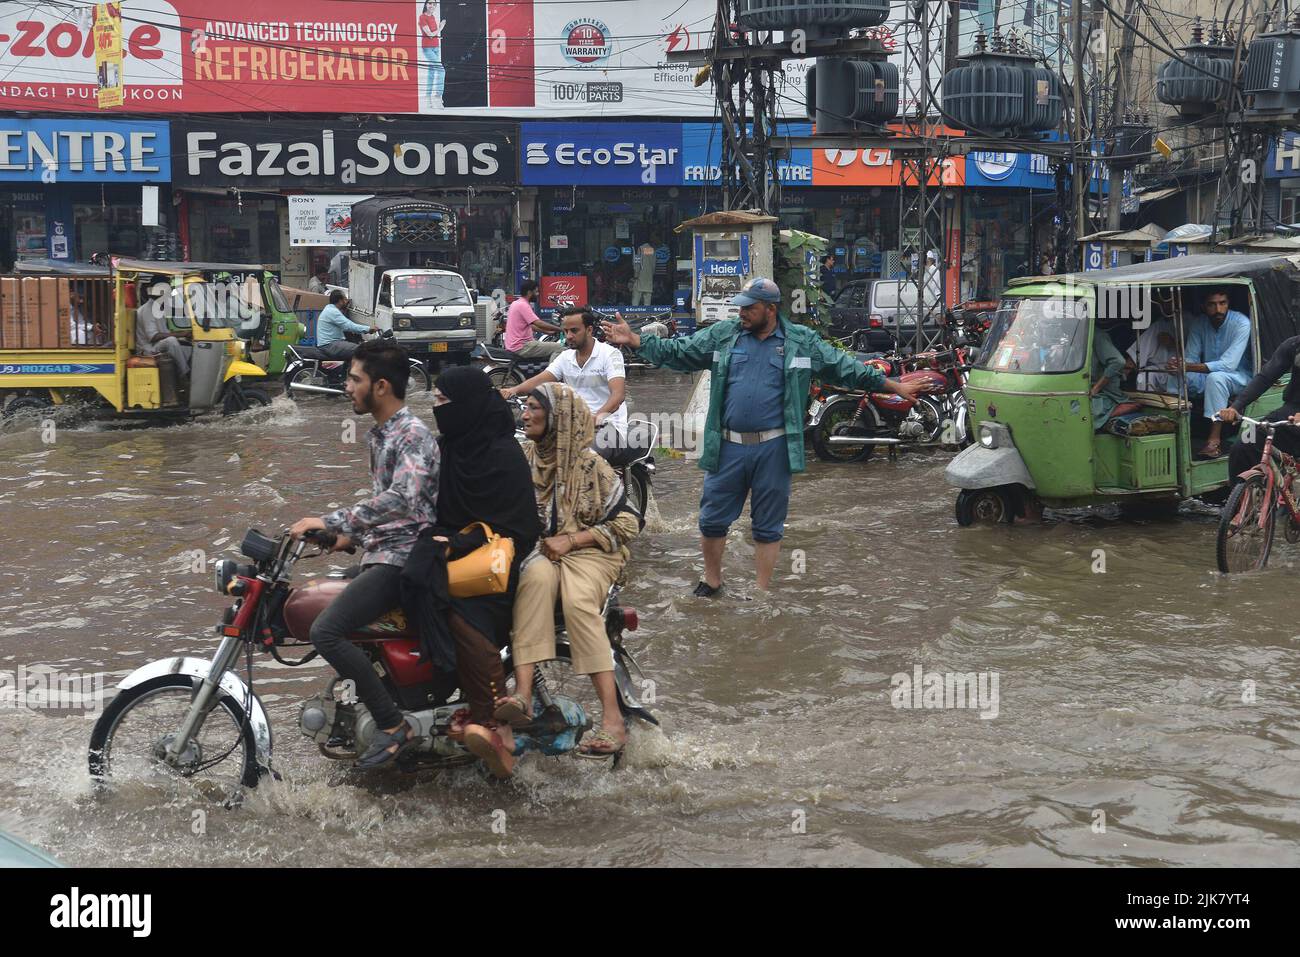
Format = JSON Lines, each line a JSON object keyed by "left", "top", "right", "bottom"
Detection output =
{"left": 289, "top": 338, "right": 439, "bottom": 770}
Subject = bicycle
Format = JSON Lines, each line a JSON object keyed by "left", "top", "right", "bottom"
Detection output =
{"left": 1215, "top": 414, "right": 1300, "bottom": 573}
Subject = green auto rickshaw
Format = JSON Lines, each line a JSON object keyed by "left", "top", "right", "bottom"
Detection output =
{"left": 946, "top": 253, "right": 1300, "bottom": 524}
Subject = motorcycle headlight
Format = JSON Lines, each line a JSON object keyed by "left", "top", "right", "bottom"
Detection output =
{"left": 214, "top": 558, "right": 238, "bottom": 595}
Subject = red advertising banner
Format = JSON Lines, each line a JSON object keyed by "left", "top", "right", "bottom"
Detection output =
{"left": 0, "top": 1, "right": 541, "bottom": 114}
{"left": 540, "top": 275, "right": 588, "bottom": 310}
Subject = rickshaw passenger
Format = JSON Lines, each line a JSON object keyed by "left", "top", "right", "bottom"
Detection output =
{"left": 1125, "top": 320, "right": 1178, "bottom": 393}
{"left": 134, "top": 280, "right": 192, "bottom": 377}
{"left": 1090, "top": 326, "right": 1128, "bottom": 428}
{"left": 1166, "top": 288, "right": 1251, "bottom": 458}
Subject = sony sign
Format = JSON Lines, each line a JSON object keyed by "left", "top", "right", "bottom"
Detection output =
{"left": 174, "top": 120, "right": 513, "bottom": 189}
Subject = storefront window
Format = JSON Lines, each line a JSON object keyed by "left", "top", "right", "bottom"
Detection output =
{"left": 74, "top": 203, "right": 146, "bottom": 260}
{"left": 780, "top": 191, "right": 900, "bottom": 282}
{"left": 963, "top": 192, "right": 1037, "bottom": 300}
{"left": 539, "top": 188, "right": 705, "bottom": 308}
{"left": 189, "top": 198, "right": 281, "bottom": 264}
{"left": 451, "top": 198, "right": 513, "bottom": 296}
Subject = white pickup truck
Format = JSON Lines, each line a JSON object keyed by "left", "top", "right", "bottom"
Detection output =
{"left": 348, "top": 261, "right": 478, "bottom": 361}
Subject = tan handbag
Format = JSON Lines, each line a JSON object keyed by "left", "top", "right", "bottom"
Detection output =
{"left": 447, "top": 522, "right": 515, "bottom": 598}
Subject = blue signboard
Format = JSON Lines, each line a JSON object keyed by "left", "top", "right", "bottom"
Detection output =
{"left": 0, "top": 119, "right": 170, "bottom": 183}
{"left": 521, "top": 123, "right": 684, "bottom": 186}
{"left": 964, "top": 150, "right": 1054, "bottom": 189}
{"left": 1266, "top": 131, "right": 1300, "bottom": 178}
{"left": 1084, "top": 243, "right": 1104, "bottom": 271}
{"left": 681, "top": 122, "right": 813, "bottom": 187}
{"left": 514, "top": 236, "right": 531, "bottom": 293}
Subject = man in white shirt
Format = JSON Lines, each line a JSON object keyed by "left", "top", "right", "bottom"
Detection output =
{"left": 503, "top": 306, "right": 627, "bottom": 446}
{"left": 307, "top": 268, "right": 331, "bottom": 294}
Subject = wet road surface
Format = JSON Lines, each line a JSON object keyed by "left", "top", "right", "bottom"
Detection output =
{"left": 1, "top": 369, "right": 1298, "bottom": 866}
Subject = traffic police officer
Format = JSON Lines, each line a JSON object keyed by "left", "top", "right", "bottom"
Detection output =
{"left": 604, "top": 277, "right": 923, "bottom": 594}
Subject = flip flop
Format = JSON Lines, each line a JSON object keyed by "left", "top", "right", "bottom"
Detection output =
{"left": 463, "top": 724, "right": 516, "bottom": 779}
{"left": 492, "top": 695, "right": 532, "bottom": 728}
{"left": 353, "top": 719, "right": 420, "bottom": 771}
{"left": 575, "top": 729, "right": 626, "bottom": 760}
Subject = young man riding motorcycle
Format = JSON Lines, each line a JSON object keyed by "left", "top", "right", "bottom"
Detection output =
{"left": 289, "top": 338, "right": 439, "bottom": 770}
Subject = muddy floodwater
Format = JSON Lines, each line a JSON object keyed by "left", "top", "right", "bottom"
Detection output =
{"left": 1, "top": 369, "right": 1298, "bottom": 867}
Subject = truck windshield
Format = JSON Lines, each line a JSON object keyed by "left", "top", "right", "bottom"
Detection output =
{"left": 394, "top": 275, "right": 468, "bottom": 307}
{"left": 977, "top": 296, "right": 1090, "bottom": 374}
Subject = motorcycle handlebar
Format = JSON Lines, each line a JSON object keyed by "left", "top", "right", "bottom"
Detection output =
{"left": 302, "top": 528, "right": 357, "bottom": 554}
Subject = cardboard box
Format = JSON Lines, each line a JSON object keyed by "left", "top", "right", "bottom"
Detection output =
{"left": 0, "top": 277, "right": 23, "bottom": 350}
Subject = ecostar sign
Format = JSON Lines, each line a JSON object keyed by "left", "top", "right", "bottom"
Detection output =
{"left": 521, "top": 123, "right": 683, "bottom": 185}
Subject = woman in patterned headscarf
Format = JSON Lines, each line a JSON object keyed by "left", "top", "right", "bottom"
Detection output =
{"left": 500, "top": 382, "right": 641, "bottom": 757}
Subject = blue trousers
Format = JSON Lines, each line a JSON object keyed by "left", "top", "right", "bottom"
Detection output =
{"left": 698, "top": 436, "right": 791, "bottom": 543}
{"left": 1186, "top": 368, "right": 1250, "bottom": 418}
{"left": 421, "top": 46, "right": 444, "bottom": 98}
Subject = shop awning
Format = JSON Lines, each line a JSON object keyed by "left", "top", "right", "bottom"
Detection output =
{"left": 1136, "top": 186, "right": 1185, "bottom": 205}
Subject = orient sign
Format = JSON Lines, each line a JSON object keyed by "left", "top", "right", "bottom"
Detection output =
{"left": 172, "top": 120, "right": 514, "bottom": 188}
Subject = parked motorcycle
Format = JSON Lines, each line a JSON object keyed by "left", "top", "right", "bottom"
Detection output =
{"left": 88, "top": 528, "right": 656, "bottom": 795}
{"left": 282, "top": 330, "right": 432, "bottom": 400}
{"left": 808, "top": 341, "right": 975, "bottom": 463}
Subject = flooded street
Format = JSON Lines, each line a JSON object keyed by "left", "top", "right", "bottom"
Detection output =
{"left": 2, "top": 368, "right": 1299, "bottom": 867}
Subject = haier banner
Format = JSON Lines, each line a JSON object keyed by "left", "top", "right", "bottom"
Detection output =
{"left": 680, "top": 123, "right": 813, "bottom": 187}
{"left": 964, "top": 150, "right": 1054, "bottom": 189}
{"left": 521, "top": 123, "right": 684, "bottom": 186}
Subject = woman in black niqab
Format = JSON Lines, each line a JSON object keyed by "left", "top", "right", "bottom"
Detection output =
{"left": 400, "top": 366, "right": 539, "bottom": 771}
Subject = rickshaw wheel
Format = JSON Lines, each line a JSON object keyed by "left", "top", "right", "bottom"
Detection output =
{"left": 222, "top": 386, "right": 272, "bottom": 416}
{"left": 1215, "top": 475, "right": 1275, "bottom": 573}
{"left": 2, "top": 394, "right": 54, "bottom": 417}
{"left": 955, "top": 487, "right": 1015, "bottom": 526}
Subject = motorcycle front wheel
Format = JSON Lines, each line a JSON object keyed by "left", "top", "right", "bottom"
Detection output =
{"left": 88, "top": 675, "right": 261, "bottom": 793}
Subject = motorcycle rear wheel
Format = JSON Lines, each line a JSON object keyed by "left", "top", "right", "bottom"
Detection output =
{"left": 88, "top": 675, "right": 261, "bottom": 794}
{"left": 485, "top": 366, "right": 523, "bottom": 390}
{"left": 624, "top": 468, "right": 649, "bottom": 519}
{"left": 407, "top": 362, "right": 433, "bottom": 396}
{"left": 283, "top": 365, "right": 330, "bottom": 401}
{"left": 811, "top": 405, "right": 875, "bottom": 463}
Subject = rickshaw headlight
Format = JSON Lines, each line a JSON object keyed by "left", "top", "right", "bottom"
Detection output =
{"left": 979, "top": 423, "right": 998, "bottom": 449}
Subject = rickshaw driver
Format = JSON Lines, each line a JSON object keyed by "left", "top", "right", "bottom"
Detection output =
{"left": 134, "top": 277, "right": 192, "bottom": 377}
{"left": 1166, "top": 288, "right": 1252, "bottom": 459}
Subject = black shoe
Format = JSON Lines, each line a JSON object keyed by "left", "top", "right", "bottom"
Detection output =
{"left": 691, "top": 580, "right": 722, "bottom": 597}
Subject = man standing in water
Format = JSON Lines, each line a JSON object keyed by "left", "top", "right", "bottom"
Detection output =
{"left": 603, "top": 277, "right": 923, "bottom": 595}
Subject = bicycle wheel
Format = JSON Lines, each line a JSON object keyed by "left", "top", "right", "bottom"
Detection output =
{"left": 407, "top": 362, "right": 433, "bottom": 396}
{"left": 1216, "top": 474, "right": 1277, "bottom": 573}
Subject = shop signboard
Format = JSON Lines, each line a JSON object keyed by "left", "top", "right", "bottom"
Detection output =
{"left": 1267, "top": 132, "right": 1300, "bottom": 177}
{"left": 540, "top": 275, "right": 587, "bottom": 309}
{"left": 812, "top": 135, "right": 966, "bottom": 187}
{"left": 521, "top": 123, "right": 685, "bottom": 186}
{"left": 287, "top": 194, "right": 373, "bottom": 247}
{"left": 681, "top": 123, "right": 814, "bottom": 187}
{"left": 171, "top": 120, "right": 513, "bottom": 189}
{"left": 0, "top": 118, "right": 170, "bottom": 182}
{"left": 964, "top": 150, "right": 1054, "bottom": 189}
{"left": 1084, "top": 243, "right": 1104, "bottom": 271}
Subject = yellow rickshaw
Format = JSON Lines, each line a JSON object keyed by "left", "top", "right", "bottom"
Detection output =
{"left": 0, "top": 259, "right": 271, "bottom": 419}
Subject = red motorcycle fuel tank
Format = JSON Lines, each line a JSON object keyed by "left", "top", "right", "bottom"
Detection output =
{"left": 872, "top": 368, "right": 948, "bottom": 411}
{"left": 282, "top": 580, "right": 433, "bottom": 687}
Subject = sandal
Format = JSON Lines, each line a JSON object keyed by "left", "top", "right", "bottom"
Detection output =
{"left": 462, "top": 723, "right": 515, "bottom": 779}
{"left": 493, "top": 694, "right": 532, "bottom": 727}
{"left": 353, "top": 719, "right": 420, "bottom": 771}
{"left": 1195, "top": 443, "right": 1223, "bottom": 460}
{"left": 576, "top": 729, "right": 626, "bottom": 760}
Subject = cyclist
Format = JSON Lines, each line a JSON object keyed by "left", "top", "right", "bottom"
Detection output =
{"left": 1216, "top": 334, "right": 1300, "bottom": 482}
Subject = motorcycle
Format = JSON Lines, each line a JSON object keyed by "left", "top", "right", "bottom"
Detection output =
{"left": 808, "top": 341, "right": 975, "bottom": 463}
{"left": 470, "top": 335, "right": 559, "bottom": 390}
{"left": 593, "top": 311, "right": 677, "bottom": 371}
{"left": 282, "top": 330, "right": 433, "bottom": 400}
{"left": 88, "top": 528, "right": 656, "bottom": 795}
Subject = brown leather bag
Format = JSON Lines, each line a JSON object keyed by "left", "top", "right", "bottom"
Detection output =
{"left": 447, "top": 523, "right": 515, "bottom": 598}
